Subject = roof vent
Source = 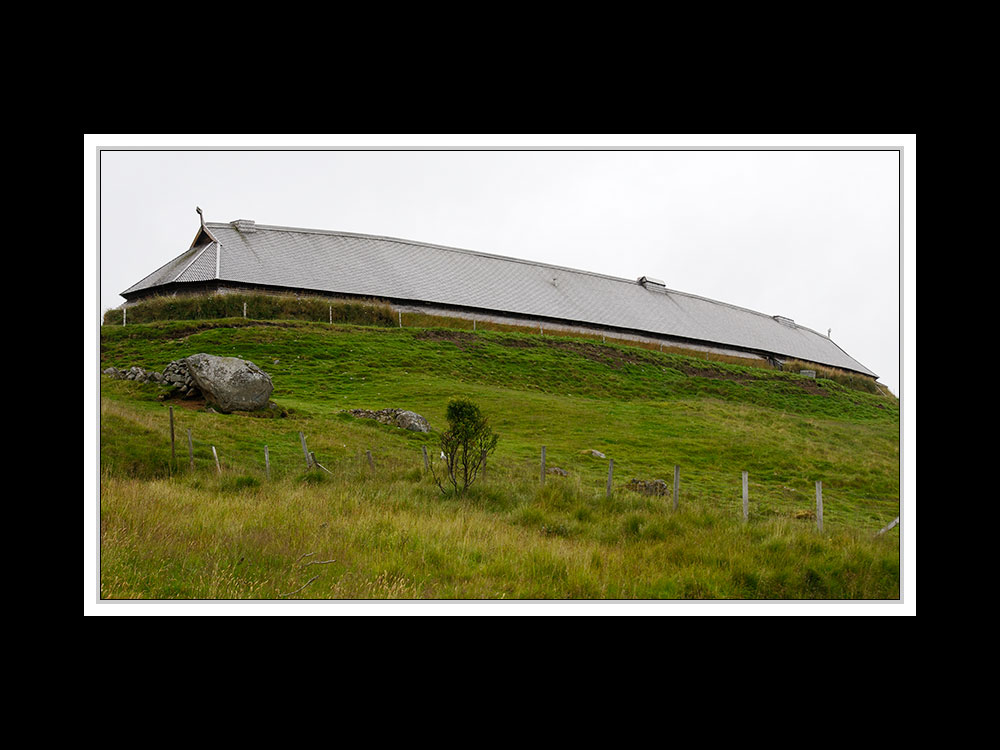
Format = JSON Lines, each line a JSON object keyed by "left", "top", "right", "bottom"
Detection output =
{"left": 773, "top": 315, "right": 796, "bottom": 327}
{"left": 232, "top": 219, "right": 256, "bottom": 233}
{"left": 638, "top": 276, "right": 666, "bottom": 291}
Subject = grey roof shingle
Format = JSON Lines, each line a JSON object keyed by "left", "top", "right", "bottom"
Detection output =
{"left": 121, "top": 220, "right": 876, "bottom": 377}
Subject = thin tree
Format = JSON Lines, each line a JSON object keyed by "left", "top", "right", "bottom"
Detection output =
{"left": 431, "top": 399, "right": 499, "bottom": 495}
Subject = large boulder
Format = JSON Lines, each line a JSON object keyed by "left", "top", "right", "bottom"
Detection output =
{"left": 184, "top": 353, "right": 274, "bottom": 413}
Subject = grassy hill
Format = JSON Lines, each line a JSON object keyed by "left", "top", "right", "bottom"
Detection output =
{"left": 98, "top": 315, "right": 900, "bottom": 600}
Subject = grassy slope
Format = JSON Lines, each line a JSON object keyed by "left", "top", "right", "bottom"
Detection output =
{"left": 99, "top": 319, "right": 900, "bottom": 600}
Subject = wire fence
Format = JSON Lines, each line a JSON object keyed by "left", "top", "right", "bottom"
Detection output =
{"left": 162, "top": 406, "right": 899, "bottom": 538}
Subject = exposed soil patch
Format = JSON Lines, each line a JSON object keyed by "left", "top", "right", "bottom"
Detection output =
{"left": 544, "top": 340, "right": 661, "bottom": 370}
{"left": 415, "top": 330, "right": 482, "bottom": 351}
{"left": 677, "top": 363, "right": 750, "bottom": 383}
{"left": 163, "top": 396, "right": 207, "bottom": 410}
{"left": 793, "top": 380, "right": 829, "bottom": 396}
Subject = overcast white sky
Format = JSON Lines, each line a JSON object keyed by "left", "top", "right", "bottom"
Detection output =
{"left": 90, "top": 137, "right": 907, "bottom": 396}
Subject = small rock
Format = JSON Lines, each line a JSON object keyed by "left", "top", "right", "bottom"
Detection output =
{"left": 546, "top": 467, "right": 569, "bottom": 477}
{"left": 393, "top": 410, "right": 431, "bottom": 432}
{"left": 346, "top": 408, "right": 431, "bottom": 432}
{"left": 625, "top": 478, "right": 669, "bottom": 496}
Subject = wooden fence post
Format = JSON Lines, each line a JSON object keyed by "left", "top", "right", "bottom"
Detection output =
{"left": 366, "top": 450, "right": 375, "bottom": 471}
{"left": 299, "top": 432, "right": 311, "bottom": 469}
{"left": 673, "top": 465, "right": 680, "bottom": 510}
{"left": 243, "top": 301, "right": 247, "bottom": 318}
{"left": 212, "top": 446, "right": 222, "bottom": 475}
{"left": 422, "top": 445, "right": 429, "bottom": 471}
{"left": 742, "top": 471, "right": 749, "bottom": 521}
{"left": 169, "top": 406, "right": 175, "bottom": 467}
{"left": 264, "top": 445, "right": 271, "bottom": 480}
{"left": 541, "top": 446, "right": 546, "bottom": 484}
{"left": 816, "top": 481, "right": 824, "bottom": 532}
{"left": 606, "top": 459, "right": 614, "bottom": 498}
{"left": 875, "top": 516, "right": 899, "bottom": 537}
{"left": 122, "top": 307, "right": 126, "bottom": 326}
{"left": 187, "top": 429, "right": 193, "bottom": 470}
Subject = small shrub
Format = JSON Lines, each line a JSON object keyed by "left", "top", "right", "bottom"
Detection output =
{"left": 431, "top": 399, "right": 499, "bottom": 496}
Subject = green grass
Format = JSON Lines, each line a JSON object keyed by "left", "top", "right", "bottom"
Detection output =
{"left": 99, "top": 318, "right": 900, "bottom": 600}
{"left": 100, "top": 471, "right": 898, "bottom": 599}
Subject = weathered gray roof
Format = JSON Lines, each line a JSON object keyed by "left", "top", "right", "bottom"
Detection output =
{"left": 122, "top": 219, "right": 876, "bottom": 377}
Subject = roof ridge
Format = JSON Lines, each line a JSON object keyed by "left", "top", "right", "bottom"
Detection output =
{"left": 173, "top": 240, "right": 216, "bottom": 284}
{"left": 209, "top": 222, "right": 633, "bottom": 285}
